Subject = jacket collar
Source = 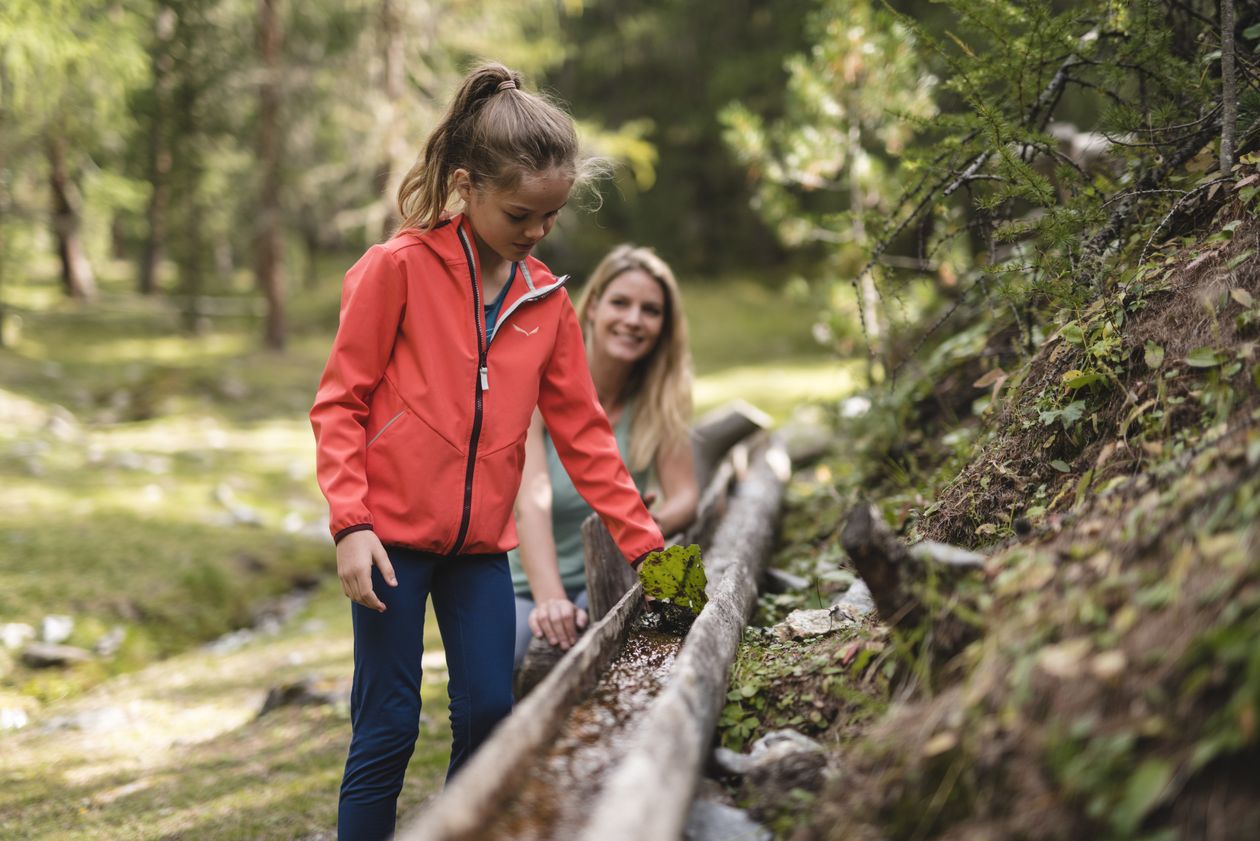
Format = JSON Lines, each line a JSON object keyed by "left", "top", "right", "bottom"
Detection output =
{"left": 403, "top": 214, "right": 568, "bottom": 310}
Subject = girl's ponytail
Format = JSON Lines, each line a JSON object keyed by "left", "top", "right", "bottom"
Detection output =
{"left": 396, "top": 62, "right": 580, "bottom": 233}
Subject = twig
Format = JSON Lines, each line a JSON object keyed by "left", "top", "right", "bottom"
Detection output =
{"left": 1137, "top": 175, "right": 1232, "bottom": 268}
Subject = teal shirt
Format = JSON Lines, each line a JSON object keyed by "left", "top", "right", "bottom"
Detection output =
{"left": 508, "top": 406, "right": 651, "bottom": 597}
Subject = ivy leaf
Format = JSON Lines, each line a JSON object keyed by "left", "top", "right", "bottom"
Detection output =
{"left": 638, "top": 544, "right": 708, "bottom": 615}
{"left": 1144, "top": 341, "right": 1165, "bottom": 369}
{"left": 1186, "top": 347, "right": 1223, "bottom": 368}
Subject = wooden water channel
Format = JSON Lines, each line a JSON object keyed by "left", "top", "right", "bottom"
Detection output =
{"left": 398, "top": 407, "right": 790, "bottom": 841}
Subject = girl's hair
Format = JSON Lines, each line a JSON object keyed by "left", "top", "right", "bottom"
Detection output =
{"left": 397, "top": 62, "right": 588, "bottom": 232}
{"left": 575, "top": 245, "right": 693, "bottom": 472}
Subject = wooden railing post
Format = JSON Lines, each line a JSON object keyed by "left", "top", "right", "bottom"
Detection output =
{"left": 582, "top": 513, "right": 638, "bottom": 623}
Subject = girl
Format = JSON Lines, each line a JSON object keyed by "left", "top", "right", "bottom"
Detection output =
{"left": 310, "top": 63, "right": 663, "bottom": 841}
{"left": 510, "top": 245, "right": 699, "bottom": 663}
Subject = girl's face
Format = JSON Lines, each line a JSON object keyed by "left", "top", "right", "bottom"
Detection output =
{"left": 587, "top": 269, "right": 667, "bottom": 365}
{"left": 456, "top": 167, "right": 573, "bottom": 263}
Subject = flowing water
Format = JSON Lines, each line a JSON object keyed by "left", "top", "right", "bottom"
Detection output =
{"left": 482, "top": 629, "right": 683, "bottom": 840}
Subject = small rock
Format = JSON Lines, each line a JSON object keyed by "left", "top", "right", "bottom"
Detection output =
{"left": 259, "top": 678, "right": 340, "bottom": 717}
{"left": 713, "top": 746, "right": 754, "bottom": 777}
{"left": 21, "top": 642, "right": 93, "bottom": 668}
{"left": 684, "top": 798, "right": 772, "bottom": 841}
{"left": 772, "top": 606, "right": 853, "bottom": 641}
{"left": 830, "top": 579, "right": 875, "bottom": 618}
{"left": 94, "top": 626, "right": 126, "bottom": 657}
{"left": 204, "top": 628, "right": 254, "bottom": 654}
{"left": 214, "top": 483, "right": 264, "bottom": 527}
{"left": 750, "top": 729, "right": 825, "bottom": 758}
{"left": 45, "top": 409, "right": 79, "bottom": 442}
{"left": 840, "top": 395, "right": 871, "bottom": 418}
{"left": 1, "top": 707, "right": 30, "bottom": 731}
{"left": 715, "top": 730, "right": 826, "bottom": 779}
{"left": 742, "top": 730, "right": 829, "bottom": 816}
{"left": 41, "top": 615, "right": 74, "bottom": 644}
{"left": 764, "top": 567, "right": 810, "bottom": 594}
{"left": 1, "top": 623, "right": 35, "bottom": 650}
{"left": 42, "top": 705, "right": 128, "bottom": 732}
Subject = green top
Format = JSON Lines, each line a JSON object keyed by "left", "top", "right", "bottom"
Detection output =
{"left": 509, "top": 405, "right": 651, "bottom": 597}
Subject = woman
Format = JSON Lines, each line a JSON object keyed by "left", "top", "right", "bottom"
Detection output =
{"left": 509, "top": 244, "right": 699, "bottom": 666}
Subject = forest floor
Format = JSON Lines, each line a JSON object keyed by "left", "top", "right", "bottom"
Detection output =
{"left": 717, "top": 188, "right": 1260, "bottom": 840}
{"left": 0, "top": 255, "right": 848, "bottom": 839}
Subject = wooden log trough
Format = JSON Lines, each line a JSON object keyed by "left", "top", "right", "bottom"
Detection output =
{"left": 397, "top": 406, "right": 789, "bottom": 841}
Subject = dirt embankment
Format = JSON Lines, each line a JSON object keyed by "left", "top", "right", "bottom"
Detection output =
{"left": 786, "top": 203, "right": 1260, "bottom": 840}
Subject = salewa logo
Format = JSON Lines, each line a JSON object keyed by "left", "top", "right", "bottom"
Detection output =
{"left": 513, "top": 325, "right": 539, "bottom": 337}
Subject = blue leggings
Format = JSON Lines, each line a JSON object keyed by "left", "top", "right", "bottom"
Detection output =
{"left": 338, "top": 547, "right": 515, "bottom": 841}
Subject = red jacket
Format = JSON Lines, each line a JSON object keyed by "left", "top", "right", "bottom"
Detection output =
{"left": 310, "top": 215, "right": 663, "bottom": 563}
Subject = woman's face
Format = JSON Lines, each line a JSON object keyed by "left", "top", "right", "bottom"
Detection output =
{"left": 588, "top": 269, "right": 667, "bottom": 364}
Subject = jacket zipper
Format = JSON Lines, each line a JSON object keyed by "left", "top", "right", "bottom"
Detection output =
{"left": 486, "top": 274, "right": 569, "bottom": 349}
{"left": 451, "top": 227, "right": 569, "bottom": 554}
{"left": 451, "top": 227, "right": 487, "bottom": 555}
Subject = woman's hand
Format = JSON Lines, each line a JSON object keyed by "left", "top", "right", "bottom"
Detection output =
{"left": 528, "top": 598, "right": 589, "bottom": 650}
{"left": 336, "top": 530, "right": 397, "bottom": 613}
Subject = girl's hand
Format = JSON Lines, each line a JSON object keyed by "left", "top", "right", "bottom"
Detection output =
{"left": 528, "top": 598, "right": 589, "bottom": 650}
{"left": 336, "top": 530, "right": 397, "bottom": 613}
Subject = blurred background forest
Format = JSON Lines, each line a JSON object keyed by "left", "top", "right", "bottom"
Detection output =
{"left": 4, "top": 0, "right": 1260, "bottom": 838}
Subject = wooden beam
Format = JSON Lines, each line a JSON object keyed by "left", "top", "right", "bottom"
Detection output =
{"left": 582, "top": 513, "right": 639, "bottom": 623}
{"left": 577, "top": 436, "right": 789, "bottom": 841}
{"left": 396, "top": 583, "right": 643, "bottom": 841}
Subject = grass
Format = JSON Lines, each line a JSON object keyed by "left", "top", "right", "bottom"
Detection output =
{"left": 0, "top": 581, "right": 451, "bottom": 840}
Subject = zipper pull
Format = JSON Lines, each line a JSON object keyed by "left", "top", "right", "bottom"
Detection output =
{"left": 480, "top": 365, "right": 489, "bottom": 390}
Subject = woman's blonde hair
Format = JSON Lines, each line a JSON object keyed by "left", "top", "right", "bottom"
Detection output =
{"left": 576, "top": 245, "right": 693, "bottom": 472}
{"left": 396, "top": 62, "right": 593, "bottom": 232}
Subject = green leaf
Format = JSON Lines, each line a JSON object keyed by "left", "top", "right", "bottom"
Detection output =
{"left": 1186, "top": 347, "right": 1223, "bottom": 368}
{"left": 1111, "top": 758, "right": 1173, "bottom": 835}
{"left": 1231, "top": 288, "right": 1255, "bottom": 308}
{"left": 1226, "top": 250, "right": 1255, "bottom": 271}
{"left": 1144, "top": 341, "right": 1165, "bottom": 369}
{"left": 1058, "top": 400, "right": 1087, "bottom": 428}
{"left": 638, "top": 544, "right": 708, "bottom": 614}
{"left": 1064, "top": 372, "right": 1104, "bottom": 390}
{"left": 1050, "top": 460, "right": 1070, "bottom": 473}
{"left": 1061, "top": 323, "right": 1085, "bottom": 345}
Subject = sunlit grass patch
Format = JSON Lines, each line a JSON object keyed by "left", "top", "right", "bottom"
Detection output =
{"left": 0, "top": 582, "right": 450, "bottom": 841}
{"left": 696, "top": 357, "right": 860, "bottom": 422}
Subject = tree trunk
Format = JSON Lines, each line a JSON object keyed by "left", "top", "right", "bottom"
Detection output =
{"left": 1220, "top": 0, "right": 1237, "bottom": 175}
{"left": 140, "top": 5, "right": 177, "bottom": 296}
{"left": 47, "top": 135, "right": 97, "bottom": 300}
{"left": 377, "top": 0, "right": 406, "bottom": 237}
{"left": 255, "top": 0, "right": 285, "bottom": 350}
